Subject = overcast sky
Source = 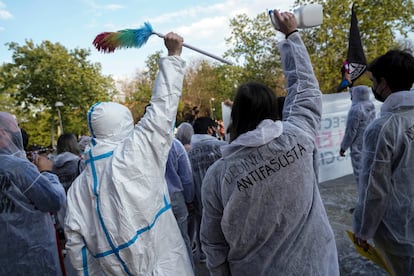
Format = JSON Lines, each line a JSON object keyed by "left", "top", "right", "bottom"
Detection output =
{"left": 0, "top": 0, "right": 297, "bottom": 80}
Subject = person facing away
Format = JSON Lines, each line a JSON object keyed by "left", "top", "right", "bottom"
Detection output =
{"left": 53, "top": 133, "right": 87, "bottom": 262}
{"left": 53, "top": 133, "right": 86, "bottom": 192}
{"left": 188, "top": 116, "right": 227, "bottom": 263}
{"left": 353, "top": 49, "right": 414, "bottom": 276}
{"left": 339, "top": 85, "right": 376, "bottom": 186}
{"left": 165, "top": 137, "right": 195, "bottom": 267}
{"left": 64, "top": 33, "right": 194, "bottom": 275}
{"left": 200, "top": 10, "right": 339, "bottom": 276}
{"left": 175, "top": 122, "right": 194, "bottom": 152}
{"left": 0, "top": 112, "right": 66, "bottom": 275}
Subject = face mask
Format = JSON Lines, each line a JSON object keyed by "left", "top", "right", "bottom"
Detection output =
{"left": 372, "top": 87, "right": 386, "bottom": 102}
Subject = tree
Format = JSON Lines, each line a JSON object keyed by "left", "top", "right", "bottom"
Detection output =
{"left": 225, "top": 12, "right": 286, "bottom": 95}
{"left": 182, "top": 60, "right": 243, "bottom": 122}
{"left": 225, "top": 0, "right": 414, "bottom": 93}
{"left": 296, "top": 0, "right": 414, "bottom": 92}
{"left": 0, "top": 66, "right": 16, "bottom": 113}
{"left": 124, "top": 53, "right": 239, "bottom": 124}
{"left": 0, "top": 40, "right": 116, "bottom": 146}
{"left": 123, "top": 51, "right": 162, "bottom": 122}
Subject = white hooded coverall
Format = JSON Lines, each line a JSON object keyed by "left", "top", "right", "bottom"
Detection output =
{"left": 64, "top": 56, "right": 193, "bottom": 275}
{"left": 340, "top": 85, "right": 376, "bottom": 185}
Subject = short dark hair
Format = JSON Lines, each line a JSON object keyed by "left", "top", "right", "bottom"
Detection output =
{"left": 368, "top": 49, "right": 414, "bottom": 92}
{"left": 193, "top": 117, "right": 216, "bottom": 134}
{"left": 277, "top": 96, "right": 286, "bottom": 120}
{"left": 229, "top": 81, "right": 280, "bottom": 142}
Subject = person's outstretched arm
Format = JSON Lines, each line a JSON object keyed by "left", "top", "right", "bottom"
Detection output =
{"left": 275, "top": 10, "right": 322, "bottom": 138}
{"left": 133, "top": 32, "right": 186, "bottom": 169}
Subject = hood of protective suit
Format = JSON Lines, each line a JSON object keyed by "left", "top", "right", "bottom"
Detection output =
{"left": 221, "top": 119, "right": 283, "bottom": 156}
{"left": 381, "top": 90, "right": 414, "bottom": 112}
{"left": 0, "top": 112, "right": 25, "bottom": 158}
{"left": 88, "top": 102, "right": 134, "bottom": 144}
{"left": 53, "top": 151, "right": 80, "bottom": 167}
{"left": 350, "top": 85, "right": 371, "bottom": 104}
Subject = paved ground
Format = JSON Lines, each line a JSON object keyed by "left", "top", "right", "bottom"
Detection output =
{"left": 318, "top": 174, "right": 387, "bottom": 276}
{"left": 194, "top": 174, "right": 389, "bottom": 275}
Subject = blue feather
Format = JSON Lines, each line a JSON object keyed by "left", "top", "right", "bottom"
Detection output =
{"left": 134, "top": 22, "right": 154, "bottom": 47}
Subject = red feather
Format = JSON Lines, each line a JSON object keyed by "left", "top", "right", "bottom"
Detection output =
{"left": 93, "top": 32, "right": 117, "bottom": 53}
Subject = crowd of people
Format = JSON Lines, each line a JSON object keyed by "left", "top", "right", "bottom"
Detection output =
{"left": 1, "top": 8, "right": 414, "bottom": 276}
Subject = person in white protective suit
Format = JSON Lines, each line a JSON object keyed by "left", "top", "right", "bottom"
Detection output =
{"left": 188, "top": 116, "right": 227, "bottom": 263}
{"left": 339, "top": 85, "right": 376, "bottom": 186}
{"left": 200, "top": 10, "right": 339, "bottom": 276}
{"left": 64, "top": 33, "right": 194, "bottom": 275}
{"left": 353, "top": 49, "right": 414, "bottom": 276}
{"left": 0, "top": 112, "right": 66, "bottom": 275}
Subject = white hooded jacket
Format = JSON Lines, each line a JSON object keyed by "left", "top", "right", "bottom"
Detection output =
{"left": 64, "top": 56, "right": 193, "bottom": 275}
{"left": 200, "top": 33, "right": 339, "bottom": 276}
{"left": 0, "top": 112, "right": 66, "bottom": 275}
{"left": 353, "top": 90, "right": 414, "bottom": 256}
{"left": 340, "top": 85, "right": 376, "bottom": 184}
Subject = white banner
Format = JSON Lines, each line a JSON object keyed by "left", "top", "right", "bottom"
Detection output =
{"left": 221, "top": 91, "right": 382, "bottom": 183}
{"left": 317, "top": 92, "right": 381, "bottom": 182}
{"left": 317, "top": 92, "right": 353, "bottom": 182}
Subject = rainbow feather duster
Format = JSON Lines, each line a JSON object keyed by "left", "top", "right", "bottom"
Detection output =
{"left": 93, "top": 22, "right": 154, "bottom": 53}
{"left": 93, "top": 22, "right": 233, "bottom": 65}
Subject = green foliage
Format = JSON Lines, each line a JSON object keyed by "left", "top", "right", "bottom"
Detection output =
{"left": 223, "top": 0, "right": 413, "bottom": 94}
{"left": 0, "top": 40, "right": 116, "bottom": 146}
{"left": 123, "top": 52, "right": 161, "bottom": 122}
{"left": 295, "top": 0, "right": 414, "bottom": 92}
{"left": 4, "top": 0, "right": 412, "bottom": 145}
{"left": 179, "top": 60, "right": 241, "bottom": 124}
{"left": 225, "top": 12, "right": 286, "bottom": 94}
{"left": 124, "top": 54, "right": 241, "bottom": 124}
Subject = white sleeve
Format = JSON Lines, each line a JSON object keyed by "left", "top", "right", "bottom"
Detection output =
{"left": 279, "top": 32, "right": 322, "bottom": 138}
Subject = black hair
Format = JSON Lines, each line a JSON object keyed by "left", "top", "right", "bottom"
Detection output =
{"left": 57, "top": 133, "right": 81, "bottom": 155}
{"left": 368, "top": 49, "right": 414, "bottom": 92}
{"left": 229, "top": 81, "right": 280, "bottom": 142}
{"left": 193, "top": 117, "right": 216, "bottom": 134}
{"left": 277, "top": 96, "right": 286, "bottom": 120}
{"left": 20, "top": 128, "right": 29, "bottom": 150}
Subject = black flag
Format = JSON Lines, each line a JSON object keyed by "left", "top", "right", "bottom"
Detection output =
{"left": 337, "top": 4, "right": 367, "bottom": 92}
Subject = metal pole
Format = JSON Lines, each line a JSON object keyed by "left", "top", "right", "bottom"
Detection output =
{"left": 153, "top": 32, "right": 233, "bottom": 65}
{"left": 210, "top": 98, "right": 215, "bottom": 120}
{"left": 57, "top": 107, "right": 64, "bottom": 134}
{"left": 51, "top": 117, "right": 55, "bottom": 148}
